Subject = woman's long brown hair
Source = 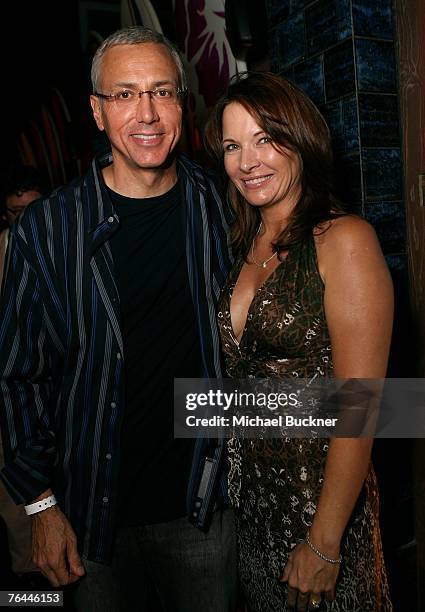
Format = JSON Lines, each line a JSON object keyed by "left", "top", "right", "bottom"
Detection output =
{"left": 204, "top": 71, "right": 345, "bottom": 260}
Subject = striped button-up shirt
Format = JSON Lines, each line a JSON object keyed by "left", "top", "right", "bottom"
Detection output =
{"left": 0, "top": 152, "right": 233, "bottom": 563}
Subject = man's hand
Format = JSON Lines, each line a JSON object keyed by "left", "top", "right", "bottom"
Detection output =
{"left": 32, "top": 504, "right": 85, "bottom": 587}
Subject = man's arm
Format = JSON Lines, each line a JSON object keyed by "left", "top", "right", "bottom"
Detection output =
{"left": 0, "top": 227, "right": 83, "bottom": 586}
{"left": 0, "top": 231, "right": 56, "bottom": 500}
{"left": 30, "top": 489, "right": 85, "bottom": 586}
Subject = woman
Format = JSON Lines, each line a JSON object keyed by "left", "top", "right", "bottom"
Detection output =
{"left": 205, "top": 72, "right": 393, "bottom": 611}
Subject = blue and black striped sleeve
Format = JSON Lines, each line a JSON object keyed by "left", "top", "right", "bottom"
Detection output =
{"left": 0, "top": 223, "right": 58, "bottom": 504}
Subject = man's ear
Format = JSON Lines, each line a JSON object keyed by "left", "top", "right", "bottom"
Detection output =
{"left": 90, "top": 95, "right": 105, "bottom": 131}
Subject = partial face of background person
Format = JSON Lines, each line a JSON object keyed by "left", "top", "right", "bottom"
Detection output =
{"left": 4, "top": 188, "right": 42, "bottom": 225}
{"left": 222, "top": 101, "right": 302, "bottom": 215}
{"left": 1, "top": 164, "right": 43, "bottom": 229}
{"left": 90, "top": 42, "right": 183, "bottom": 173}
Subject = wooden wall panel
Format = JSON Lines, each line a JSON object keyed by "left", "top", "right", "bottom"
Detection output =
{"left": 395, "top": 0, "right": 425, "bottom": 371}
{"left": 394, "top": 2, "right": 425, "bottom": 609}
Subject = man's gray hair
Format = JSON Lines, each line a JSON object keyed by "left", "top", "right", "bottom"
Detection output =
{"left": 91, "top": 26, "right": 187, "bottom": 93}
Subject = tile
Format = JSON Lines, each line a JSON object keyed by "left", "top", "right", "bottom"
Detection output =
{"left": 365, "top": 201, "right": 406, "bottom": 255}
{"left": 355, "top": 38, "right": 396, "bottom": 93}
{"left": 337, "top": 0, "right": 352, "bottom": 39}
{"left": 358, "top": 93, "right": 400, "bottom": 147}
{"left": 342, "top": 96, "right": 359, "bottom": 150}
{"left": 275, "top": 10, "right": 306, "bottom": 68}
{"left": 306, "top": 0, "right": 352, "bottom": 56}
{"left": 324, "top": 39, "right": 356, "bottom": 101}
{"left": 290, "top": 0, "right": 313, "bottom": 12}
{"left": 362, "top": 148, "right": 402, "bottom": 201}
{"left": 323, "top": 99, "right": 345, "bottom": 150}
{"left": 385, "top": 253, "right": 407, "bottom": 272}
{"left": 323, "top": 95, "right": 359, "bottom": 153}
{"left": 266, "top": 0, "right": 290, "bottom": 25}
{"left": 352, "top": 0, "right": 393, "bottom": 39}
{"left": 293, "top": 55, "right": 325, "bottom": 105}
{"left": 279, "top": 65, "right": 295, "bottom": 83}
{"left": 334, "top": 150, "right": 362, "bottom": 204}
{"left": 269, "top": 34, "right": 282, "bottom": 73}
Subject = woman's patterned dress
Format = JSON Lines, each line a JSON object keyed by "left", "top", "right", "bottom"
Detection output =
{"left": 217, "top": 238, "right": 392, "bottom": 611}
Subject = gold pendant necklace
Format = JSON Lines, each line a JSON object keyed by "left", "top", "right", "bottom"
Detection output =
{"left": 250, "top": 222, "right": 277, "bottom": 269}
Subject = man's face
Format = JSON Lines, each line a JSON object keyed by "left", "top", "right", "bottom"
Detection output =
{"left": 90, "top": 42, "right": 183, "bottom": 173}
{"left": 5, "top": 190, "right": 42, "bottom": 225}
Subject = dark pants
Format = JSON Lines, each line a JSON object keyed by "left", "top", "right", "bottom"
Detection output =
{"left": 73, "top": 508, "right": 237, "bottom": 612}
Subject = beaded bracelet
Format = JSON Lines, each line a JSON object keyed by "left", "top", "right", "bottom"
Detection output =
{"left": 305, "top": 531, "right": 342, "bottom": 564}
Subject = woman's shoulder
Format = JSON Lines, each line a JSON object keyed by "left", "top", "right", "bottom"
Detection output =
{"left": 313, "top": 214, "right": 387, "bottom": 282}
{"left": 314, "top": 214, "right": 380, "bottom": 254}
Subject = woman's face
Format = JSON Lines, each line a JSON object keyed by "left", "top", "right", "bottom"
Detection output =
{"left": 222, "top": 102, "right": 302, "bottom": 212}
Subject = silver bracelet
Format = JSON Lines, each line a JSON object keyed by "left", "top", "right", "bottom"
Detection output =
{"left": 305, "top": 531, "right": 342, "bottom": 564}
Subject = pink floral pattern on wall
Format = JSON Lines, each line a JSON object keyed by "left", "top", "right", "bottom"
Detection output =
{"left": 174, "top": 0, "right": 240, "bottom": 107}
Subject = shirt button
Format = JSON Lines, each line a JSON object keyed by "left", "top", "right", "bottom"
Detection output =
{"left": 105, "top": 453, "right": 112, "bottom": 460}
{"left": 102, "top": 496, "right": 109, "bottom": 504}
{"left": 110, "top": 402, "right": 116, "bottom": 409}
{"left": 107, "top": 216, "right": 114, "bottom": 223}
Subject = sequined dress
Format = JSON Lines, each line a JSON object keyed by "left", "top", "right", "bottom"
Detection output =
{"left": 217, "top": 237, "right": 392, "bottom": 611}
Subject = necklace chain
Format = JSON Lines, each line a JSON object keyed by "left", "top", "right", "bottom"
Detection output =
{"left": 250, "top": 222, "right": 277, "bottom": 269}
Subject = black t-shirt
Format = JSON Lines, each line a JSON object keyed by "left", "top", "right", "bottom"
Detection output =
{"left": 109, "top": 181, "right": 201, "bottom": 526}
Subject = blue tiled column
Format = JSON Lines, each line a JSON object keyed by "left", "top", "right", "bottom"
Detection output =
{"left": 265, "top": 0, "right": 405, "bottom": 264}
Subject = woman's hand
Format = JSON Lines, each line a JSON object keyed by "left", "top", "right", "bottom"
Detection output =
{"left": 280, "top": 541, "right": 340, "bottom": 611}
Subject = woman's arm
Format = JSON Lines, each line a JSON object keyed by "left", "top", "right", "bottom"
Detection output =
{"left": 281, "top": 216, "right": 394, "bottom": 604}
{"left": 309, "top": 215, "right": 393, "bottom": 550}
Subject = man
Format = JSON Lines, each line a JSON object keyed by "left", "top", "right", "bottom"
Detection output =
{"left": 1, "top": 162, "right": 43, "bottom": 220}
{"left": 0, "top": 163, "right": 43, "bottom": 286}
{"left": 0, "top": 27, "right": 236, "bottom": 611}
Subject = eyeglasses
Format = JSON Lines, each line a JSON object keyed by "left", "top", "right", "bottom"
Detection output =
{"left": 6, "top": 207, "right": 25, "bottom": 217}
{"left": 94, "top": 86, "right": 186, "bottom": 107}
